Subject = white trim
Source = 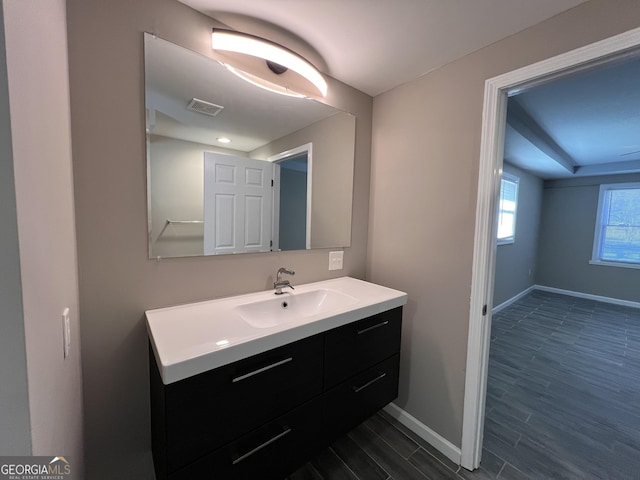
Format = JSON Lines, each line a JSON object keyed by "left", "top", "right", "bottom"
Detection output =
{"left": 591, "top": 182, "right": 640, "bottom": 266}
{"left": 461, "top": 56, "right": 505, "bottom": 471}
{"left": 271, "top": 163, "right": 281, "bottom": 251}
{"left": 463, "top": 25, "right": 640, "bottom": 471}
{"left": 496, "top": 238, "right": 514, "bottom": 246}
{"left": 591, "top": 183, "right": 611, "bottom": 262}
{"left": 589, "top": 259, "right": 640, "bottom": 270}
{"left": 493, "top": 284, "right": 640, "bottom": 313}
{"left": 492, "top": 285, "right": 536, "bottom": 314}
{"left": 534, "top": 285, "right": 640, "bottom": 310}
{"left": 497, "top": 172, "right": 519, "bottom": 245}
{"left": 383, "top": 403, "right": 462, "bottom": 465}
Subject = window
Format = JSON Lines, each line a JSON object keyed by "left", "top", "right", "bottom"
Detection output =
{"left": 497, "top": 173, "right": 519, "bottom": 245}
{"left": 591, "top": 183, "right": 640, "bottom": 268}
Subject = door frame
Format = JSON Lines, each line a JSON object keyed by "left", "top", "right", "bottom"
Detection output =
{"left": 461, "top": 26, "right": 640, "bottom": 470}
{"left": 269, "top": 142, "right": 313, "bottom": 250}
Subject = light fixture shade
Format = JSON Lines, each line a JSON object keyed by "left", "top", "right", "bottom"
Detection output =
{"left": 211, "top": 29, "right": 328, "bottom": 98}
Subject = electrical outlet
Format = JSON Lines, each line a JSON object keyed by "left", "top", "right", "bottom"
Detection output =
{"left": 62, "top": 308, "right": 70, "bottom": 359}
{"left": 328, "top": 251, "right": 344, "bottom": 270}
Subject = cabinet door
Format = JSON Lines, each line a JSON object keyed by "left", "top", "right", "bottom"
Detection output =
{"left": 324, "top": 307, "right": 402, "bottom": 389}
{"left": 163, "top": 334, "right": 323, "bottom": 472}
{"left": 324, "top": 354, "right": 400, "bottom": 443}
{"left": 169, "top": 397, "right": 323, "bottom": 480}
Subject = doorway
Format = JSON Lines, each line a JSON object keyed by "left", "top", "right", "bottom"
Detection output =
{"left": 276, "top": 152, "right": 309, "bottom": 251}
{"left": 269, "top": 143, "right": 313, "bottom": 252}
{"left": 461, "top": 26, "right": 640, "bottom": 470}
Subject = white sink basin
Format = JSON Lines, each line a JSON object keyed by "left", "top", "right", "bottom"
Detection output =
{"left": 146, "top": 277, "right": 407, "bottom": 384}
{"left": 235, "top": 288, "right": 358, "bottom": 328}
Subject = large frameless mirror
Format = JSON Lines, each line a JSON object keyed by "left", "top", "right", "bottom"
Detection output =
{"left": 144, "top": 34, "right": 356, "bottom": 259}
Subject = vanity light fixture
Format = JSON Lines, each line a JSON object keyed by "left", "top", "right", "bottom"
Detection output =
{"left": 211, "top": 28, "right": 328, "bottom": 98}
{"left": 225, "top": 66, "right": 304, "bottom": 98}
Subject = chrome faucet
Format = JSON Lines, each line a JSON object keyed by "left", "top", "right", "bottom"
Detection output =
{"left": 274, "top": 267, "right": 295, "bottom": 295}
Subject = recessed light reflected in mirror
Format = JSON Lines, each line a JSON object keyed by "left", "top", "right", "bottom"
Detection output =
{"left": 217, "top": 137, "right": 231, "bottom": 144}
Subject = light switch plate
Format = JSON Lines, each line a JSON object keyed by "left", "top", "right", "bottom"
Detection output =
{"left": 328, "top": 251, "right": 344, "bottom": 270}
{"left": 62, "top": 308, "right": 70, "bottom": 359}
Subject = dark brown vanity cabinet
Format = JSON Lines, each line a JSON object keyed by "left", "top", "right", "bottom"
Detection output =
{"left": 324, "top": 307, "right": 402, "bottom": 442}
{"left": 150, "top": 306, "right": 402, "bottom": 480}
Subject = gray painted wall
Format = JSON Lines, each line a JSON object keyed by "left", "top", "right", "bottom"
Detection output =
{"left": 3, "top": 0, "right": 84, "bottom": 473}
{"left": 537, "top": 173, "right": 640, "bottom": 303}
{"left": 66, "top": 0, "right": 372, "bottom": 478}
{"left": 368, "top": 0, "right": 640, "bottom": 447}
{"left": 493, "top": 163, "right": 543, "bottom": 306}
{"left": 0, "top": 0, "right": 31, "bottom": 455}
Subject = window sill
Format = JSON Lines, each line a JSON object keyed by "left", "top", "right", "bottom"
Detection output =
{"left": 497, "top": 239, "right": 514, "bottom": 246}
{"left": 589, "top": 259, "right": 640, "bottom": 270}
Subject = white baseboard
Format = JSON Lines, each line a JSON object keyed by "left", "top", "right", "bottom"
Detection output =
{"left": 493, "top": 284, "right": 640, "bottom": 313}
{"left": 492, "top": 285, "right": 536, "bottom": 314}
{"left": 383, "top": 402, "right": 461, "bottom": 465}
{"left": 534, "top": 285, "right": 640, "bottom": 309}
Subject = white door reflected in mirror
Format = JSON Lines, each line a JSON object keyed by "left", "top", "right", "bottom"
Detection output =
{"left": 203, "top": 152, "right": 273, "bottom": 255}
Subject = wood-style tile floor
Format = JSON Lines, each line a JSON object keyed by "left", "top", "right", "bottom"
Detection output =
{"left": 289, "top": 291, "right": 640, "bottom": 479}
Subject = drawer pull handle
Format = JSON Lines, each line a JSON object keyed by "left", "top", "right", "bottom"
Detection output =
{"left": 232, "top": 357, "right": 293, "bottom": 383}
{"left": 353, "top": 372, "right": 387, "bottom": 393}
{"left": 232, "top": 427, "right": 292, "bottom": 465}
{"left": 357, "top": 320, "right": 389, "bottom": 335}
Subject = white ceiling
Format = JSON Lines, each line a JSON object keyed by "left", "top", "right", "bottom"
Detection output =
{"left": 178, "top": 0, "right": 588, "bottom": 97}
{"left": 504, "top": 54, "right": 640, "bottom": 179}
{"left": 175, "top": 0, "right": 640, "bottom": 180}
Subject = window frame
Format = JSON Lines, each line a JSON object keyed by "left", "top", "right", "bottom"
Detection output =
{"left": 590, "top": 182, "right": 640, "bottom": 270}
{"left": 497, "top": 172, "right": 519, "bottom": 246}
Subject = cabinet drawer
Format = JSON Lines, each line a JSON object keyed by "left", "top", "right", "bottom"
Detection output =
{"left": 324, "top": 307, "right": 402, "bottom": 389}
{"left": 324, "top": 354, "right": 400, "bottom": 443}
{"left": 169, "top": 396, "right": 323, "bottom": 480}
{"left": 162, "top": 334, "right": 323, "bottom": 472}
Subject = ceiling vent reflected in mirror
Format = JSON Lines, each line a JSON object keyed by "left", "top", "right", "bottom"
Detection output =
{"left": 187, "top": 98, "right": 224, "bottom": 117}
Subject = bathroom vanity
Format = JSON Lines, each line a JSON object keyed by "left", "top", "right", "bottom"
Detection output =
{"left": 146, "top": 277, "right": 407, "bottom": 479}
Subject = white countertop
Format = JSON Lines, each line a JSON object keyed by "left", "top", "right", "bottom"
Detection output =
{"left": 146, "top": 276, "right": 407, "bottom": 384}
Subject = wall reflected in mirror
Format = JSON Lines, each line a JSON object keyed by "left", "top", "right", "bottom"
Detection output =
{"left": 144, "top": 34, "right": 356, "bottom": 259}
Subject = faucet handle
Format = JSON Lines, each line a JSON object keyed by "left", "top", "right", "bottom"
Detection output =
{"left": 274, "top": 268, "right": 295, "bottom": 294}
